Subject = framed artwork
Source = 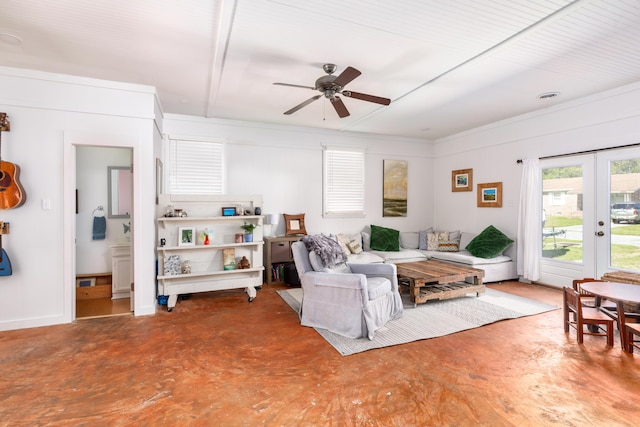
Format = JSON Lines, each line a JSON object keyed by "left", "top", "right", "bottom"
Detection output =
{"left": 178, "top": 227, "right": 196, "bottom": 246}
{"left": 452, "top": 168, "right": 472, "bottom": 192}
{"left": 222, "top": 207, "right": 236, "bottom": 216}
{"left": 477, "top": 182, "right": 503, "bottom": 207}
{"left": 284, "top": 213, "right": 307, "bottom": 236}
{"left": 383, "top": 159, "right": 408, "bottom": 217}
{"left": 76, "top": 277, "right": 95, "bottom": 287}
{"left": 223, "top": 248, "right": 236, "bottom": 270}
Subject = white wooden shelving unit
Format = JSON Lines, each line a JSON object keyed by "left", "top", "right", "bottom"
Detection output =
{"left": 156, "top": 194, "right": 264, "bottom": 311}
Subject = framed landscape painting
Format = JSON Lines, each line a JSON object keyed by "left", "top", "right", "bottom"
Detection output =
{"left": 383, "top": 159, "right": 408, "bottom": 217}
{"left": 477, "top": 182, "right": 502, "bottom": 207}
{"left": 452, "top": 168, "right": 472, "bottom": 192}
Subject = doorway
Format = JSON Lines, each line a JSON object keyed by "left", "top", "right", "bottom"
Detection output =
{"left": 75, "top": 146, "right": 133, "bottom": 319}
{"left": 540, "top": 147, "right": 640, "bottom": 284}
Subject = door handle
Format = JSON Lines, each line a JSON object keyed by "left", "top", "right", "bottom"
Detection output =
{"left": 595, "top": 231, "right": 605, "bottom": 236}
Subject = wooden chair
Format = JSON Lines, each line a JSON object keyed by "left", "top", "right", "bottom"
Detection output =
{"left": 563, "top": 287, "right": 614, "bottom": 347}
{"left": 615, "top": 300, "right": 640, "bottom": 353}
{"left": 572, "top": 278, "right": 602, "bottom": 308}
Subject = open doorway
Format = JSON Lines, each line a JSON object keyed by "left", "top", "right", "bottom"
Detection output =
{"left": 75, "top": 146, "right": 133, "bottom": 319}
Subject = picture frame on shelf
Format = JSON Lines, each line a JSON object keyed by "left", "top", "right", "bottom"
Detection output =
{"left": 178, "top": 227, "right": 196, "bottom": 246}
{"left": 477, "top": 182, "right": 502, "bottom": 207}
{"left": 452, "top": 168, "right": 472, "bottom": 192}
{"left": 222, "top": 207, "right": 236, "bottom": 217}
{"left": 284, "top": 213, "right": 307, "bottom": 236}
{"left": 223, "top": 248, "right": 236, "bottom": 270}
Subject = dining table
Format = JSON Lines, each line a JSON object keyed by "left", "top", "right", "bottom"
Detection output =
{"left": 580, "top": 281, "right": 640, "bottom": 352}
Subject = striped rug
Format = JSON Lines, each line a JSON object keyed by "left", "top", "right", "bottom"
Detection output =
{"left": 277, "top": 287, "right": 558, "bottom": 356}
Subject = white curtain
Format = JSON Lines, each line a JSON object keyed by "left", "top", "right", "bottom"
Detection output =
{"left": 517, "top": 158, "right": 542, "bottom": 281}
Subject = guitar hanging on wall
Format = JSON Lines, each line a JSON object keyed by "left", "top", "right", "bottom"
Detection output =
{"left": 0, "top": 112, "right": 25, "bottom": 209}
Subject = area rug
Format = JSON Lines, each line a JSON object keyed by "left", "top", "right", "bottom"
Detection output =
{"left": 277, "top": 287, "right": 558, "bottom": 356}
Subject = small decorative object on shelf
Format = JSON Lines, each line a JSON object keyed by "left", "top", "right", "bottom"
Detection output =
{"left": 238, "top": 256, "right": 251, "bottom": 269}
{"left": 181, "top": 260, "right": 192, "bottom": 274}
{"left": 241, "top": 222, "right": 259, "bottom": 243}
{"left": 254, "top": 207, "right": 261, "bottom": 215}
{"left": 222, "top": 207, "right": 236, "bottom": 216}
{"left": 235, "top": 233, "right": 244, "bottom": 243}
{"left": 163, "top": 255, "right": 181, "bottom": 275}
{"left": 199, "top": 227, "right": 213, "bottom": 245}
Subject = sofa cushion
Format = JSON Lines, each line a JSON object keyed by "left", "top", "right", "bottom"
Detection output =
{"left": 366, "top": 276, "right": 392, "bottom": 300}
{"left": 347, "top": 251, "right": 385, "bottom": 264}
{"left": 309, "top": 251, "right": 352, "bottom": 273}
{"left": 459, "top": 232, "right": 476, "bottom": 250}
{"left": 399, "top": 232, "right": 420, "bottom": 249}
{"left": 465, "top": 225, "right": 514, "bottom": 259}
{"left": 429, "top": 250, "right": 512, "bottom": 266}
{"left": 368, "top": 248, "right": 427, "bottom": 263}
{"left": 370, "top": 225, "right": 400, "bottom": 251}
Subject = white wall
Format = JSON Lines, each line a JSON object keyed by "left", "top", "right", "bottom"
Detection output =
{"left": 0, "top": 67, "right": 158, "bottom": 331}
{"left": 163, "top": 116, "right": 435, "bottom": 235}
{"left": 432, "top": 81, "right": 640, "bottom": 285}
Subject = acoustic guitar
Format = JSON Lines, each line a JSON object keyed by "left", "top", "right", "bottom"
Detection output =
{"left": 0, "top": 113, "right": 25, "bottom": 209}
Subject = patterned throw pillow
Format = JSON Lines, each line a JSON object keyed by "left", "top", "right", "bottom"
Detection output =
{"left": 336, "top": 233, "right": 352, "bottom": 256}
{"left": 427, "top": 231, "right": 450, "bottom": 251}
{"left": 370, "top": 225, "right": 400, "bottom": 251}
{"left": 437, "top": 241, "right": 459, "bottom": 252}
{"left": 347, "top": 241, "right": 363, "bottom": 254}
{"left": 466, "top": 225, "right": 514, "bottom": 258}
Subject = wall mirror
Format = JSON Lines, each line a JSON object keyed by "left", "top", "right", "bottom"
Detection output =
{"left": 107, "top": 166, "right": 132, "bottom": 218}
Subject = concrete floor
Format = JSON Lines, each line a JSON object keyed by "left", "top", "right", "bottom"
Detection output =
{"left": 1, "top": 282, "right": 638, "bottom": 426}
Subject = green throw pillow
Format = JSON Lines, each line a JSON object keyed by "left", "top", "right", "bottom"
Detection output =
{"left": 370, "top": 225, "right": 400, "bottom": 251}
{"left": 465, "top": 225, "right": 513, "bottom": 258}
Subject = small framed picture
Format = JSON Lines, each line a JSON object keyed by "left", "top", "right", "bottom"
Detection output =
{"left": 76, "top": 277, "right": 96, "bottom": 287}
{"left": 284, "top": 213, "right": 307, "bottom": 236}
{"left": 452, "top": 168, "right": 472, "bottom": 192}
{"left": 222, "top": 207, "right": 236, "bottom": 216}
{"left": 477, "top": 182, "right": 503, "bottom": 207}
{"left": 178, "top": 227, "right": 196, "bottom": 246}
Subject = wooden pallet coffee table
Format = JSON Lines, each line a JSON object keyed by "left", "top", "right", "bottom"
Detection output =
{"left": 396, "top": 259, "right": 485, "bottom": 307}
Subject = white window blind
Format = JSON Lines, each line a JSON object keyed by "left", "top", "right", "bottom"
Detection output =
{"left": 168, "top": 139, "right": 224, "bottom": 194}
{"left": 323, "top": 147, "right": 365, "bottom": 217}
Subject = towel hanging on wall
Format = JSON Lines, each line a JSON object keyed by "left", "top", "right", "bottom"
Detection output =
{"left": 92, "top": 206, "right": 106, "bottom": 240}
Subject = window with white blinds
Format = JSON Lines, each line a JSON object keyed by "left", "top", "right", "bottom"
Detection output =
{"left": 323, "top": 147, "right": 365, "bottom": 217}
{"left": 168, "top": 138, "right": 224, "bottom": 194}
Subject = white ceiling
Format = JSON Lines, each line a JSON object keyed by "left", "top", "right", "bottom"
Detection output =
{"left": 1, "top": 0, "right": 640, "bottom": 140}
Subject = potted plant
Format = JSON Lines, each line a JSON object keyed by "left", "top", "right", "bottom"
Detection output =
{"left": 240, "top": 222, "right": 259, "bottom": 242}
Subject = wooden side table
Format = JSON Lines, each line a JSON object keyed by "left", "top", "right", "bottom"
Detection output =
{"left": 263, "top": 235, "right": 302, "bottom": 284}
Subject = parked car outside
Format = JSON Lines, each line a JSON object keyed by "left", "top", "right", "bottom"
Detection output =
{"left": 611, "top": 202, "right": 640, "bottom": 224}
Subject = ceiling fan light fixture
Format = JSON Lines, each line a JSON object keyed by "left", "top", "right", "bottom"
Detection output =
{"left": 537, "top": 91, "right": 560, "bottom": 100}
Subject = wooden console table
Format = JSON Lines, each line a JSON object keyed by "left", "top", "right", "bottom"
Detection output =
{"left": 396, "top": 260, "right": 485, "bottom": 307}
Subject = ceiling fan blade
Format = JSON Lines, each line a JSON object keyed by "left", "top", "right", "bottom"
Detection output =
{"left": 343, "top": 91, "right": 391, "bottom": 105}
{"left": 330, "top": 96, "right": 350, "bottom": 118}
{"left": 333, "top": 66, "right": 361, "bottom": 88}
{"left": 284, "top": 95, "right": 322, "bottom": 115}
{"left": 273, "top": 82, "right": 316, "bottom": 90}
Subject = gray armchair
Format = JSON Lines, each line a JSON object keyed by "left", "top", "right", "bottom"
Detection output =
{"left": 291, "top": 241, "right": 403, "bottom": 340}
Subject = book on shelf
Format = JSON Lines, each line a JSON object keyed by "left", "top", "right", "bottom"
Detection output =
{"left": 163, "top": 255, "right": 181, "bottom": 275}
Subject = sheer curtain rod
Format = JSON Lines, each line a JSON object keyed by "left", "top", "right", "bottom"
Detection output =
{"left": 516, "top": 142, "right": 640, "bottom": 164}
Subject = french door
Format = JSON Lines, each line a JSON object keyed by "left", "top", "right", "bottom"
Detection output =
{"left": 540, "top": 146, "right": 640, "bottom": 285}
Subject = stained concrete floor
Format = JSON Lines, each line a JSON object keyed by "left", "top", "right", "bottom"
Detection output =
{"left": 1, "top": 282, "right": 638, "bottom": 426}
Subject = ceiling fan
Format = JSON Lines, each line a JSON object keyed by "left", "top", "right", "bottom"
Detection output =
{"left": 273, "top": 63, "right": 391, "bottom": 118}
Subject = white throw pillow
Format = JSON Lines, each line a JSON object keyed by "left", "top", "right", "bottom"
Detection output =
{"left": 427, "top": 231, "right": 450, "bottom": 251}
{"left": 336, "top": 233, "right": 352, "bottom": 256}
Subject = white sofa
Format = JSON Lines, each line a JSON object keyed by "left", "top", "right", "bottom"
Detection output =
{"left": 340, "top": 230, "right": 518, "bottom": 283}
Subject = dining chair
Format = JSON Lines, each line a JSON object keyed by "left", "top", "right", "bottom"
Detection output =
{"left": 572, "top": 278, "right": 603, "bottom": 308}
{"left": 563, "top": 287, "right": 614, "bottom": 347}
{"left": 615, "top": 300, "right": 640, "bottom": 353}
